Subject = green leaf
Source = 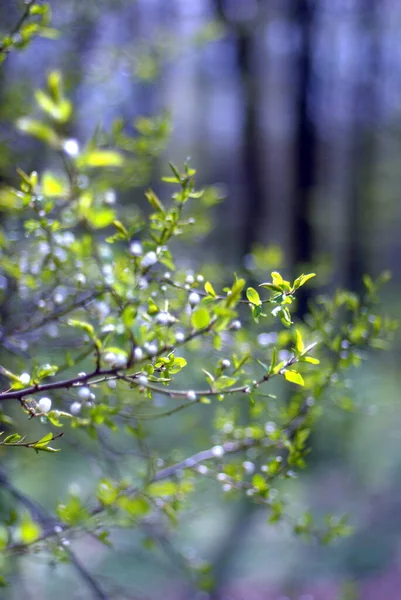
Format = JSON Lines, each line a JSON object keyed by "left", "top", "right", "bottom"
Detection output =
{"left": 191, "top": 307, "right": 210, "bottom": 330}
{"left": 86, "top": 207, "right": 116, "bottom": 229}
{"left": 42, "top": 172, "right": 66, "bottom": 197}
{"left": 246, "top": 287, "right": 261, "bottom": 306}
{"left": 293, "top": 273, "right": 316, "bottom": 290}
{"left": 169, "top": 357, "right": 187, "bottom": 374}
{"left": 271, "top": 272, "right": 283, "bottom": 285}
{"left": 283, "top": 370, "right": 304, "bottom": 386}
{"left": 68, "top": 319, "right": 94, "bottom": 336}
{"left": 78, "top": 150, "right": 124, "bottom": 168}
{"left": 16, "top": 118, "right": 59, "bottom": 146}
{"left": 18, "top": 519, "right": 41, "bottom": 544}
{"left": 97, "top": 479, "right": 118, "bottom": 506}
{"left": 37, "top": 364, "right": 58, "bottom": 379}
{"left": 35, "top": 89, "right": 72, "bottom": 123}
{"left": 301, "top": 356, "right": 320, "bottom": 365}
{"left": 295, "top": 330, "right": 304, "bottom": 354}
{"left": 118, "top": 496, "right": 150, "bottom": 517}
{"left": 34, "top": 432, "right": 53, "bottom": 446}
{"left": 204, "top": 281, "right": 216, "bottom": 297}
{"left": 3, "top": 433, "right": 22, "bottom": 444}
{"left": 145, "top": 189, "right": 165, "bottom": 213}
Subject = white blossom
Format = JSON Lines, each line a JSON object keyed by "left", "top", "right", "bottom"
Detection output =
{"left": 141, "top": 251, "right": 158, "bottom": 268}
{"left": 129, "top": 241, "right": 143, "bottom": 256}
{"left": 211, "top": 445, "right": 225, "bottom": 458}
{"left": 78, "top": 387, "right": 91, "bottom": 401}
{"left": 188, "top": 292, "right": 201, "bottom": 306}
{"left": 70, "top": 402, "right": 82, "bottom": 415}
{"left": 38, "top": 397, "right": 52, "bottom": 413}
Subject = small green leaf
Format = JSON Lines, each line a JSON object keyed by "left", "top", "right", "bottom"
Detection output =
{"left": 295, "top": 330, "right": 304, "bottom": 354}
{"left": 191, "top": 307, "right": 210, "bottom": 330}
{"left": 246, "top": 287, "right": 261, "bottom": 306}
{"left": 145, "top": 189, "right": 165, "bottom": 213}
{"left": 3, "top": 433, "right": 22, "bottom": 444}
{"left": 301, "top": 356, "right": 320, "bottom": 365}
{"left": 204, "top": 281, "right": 216, "bottom": 297}
{"left": 16, "top": 118, "right": 59, "bottom": 146}
{"left": 78, "top": 150, "right": 124, "bottom": 168}
{"left": 283, "top": 370, "right": 304, "bottom": 386}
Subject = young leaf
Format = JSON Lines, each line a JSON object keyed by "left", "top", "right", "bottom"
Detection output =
{"left": 283, "top": 370, "right": 304, "bottom": 386}
{"left": 191, "top": 307, "right": 210, "bottom": 330}
{"left": 246, "top": 287, "right": 261, "bottom": 306}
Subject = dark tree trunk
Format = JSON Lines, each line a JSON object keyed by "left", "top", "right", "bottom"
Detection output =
{"left": 291, "top": 0, "right": 317, "bottom": 316}
{"left": 213, "top": 0, "right": 266, "bottom": 259}
{"left": 344, "top": 0, "right": 380, "bottom": 292}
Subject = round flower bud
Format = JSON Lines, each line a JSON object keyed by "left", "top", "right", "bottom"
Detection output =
{"left": 146, "top": 343, "right": 158, "bottom": 356}
{"left": 231, "top": 320, "right": 242, "bottom": 330}
{"left": 19, "top": 373, "right": 31, "bottom": 385}
{"left": 129, "top": 241, "right": 143, "bottom": 256}
{"left": 185, "top": 274, "right": 195, "bottom": 285}
{"left": 113, "top": 354, "right": 127, "bottom": 368}
{"left": 62, "top": 139, "right": 80, "bottom": 157}
{"left": 175, "top": 331, "right": 185, "bottom": 343}
{"left": 221, "top": 359, "right": 231, "bottom": 369}
{"left": 133, "top": 347, "right": 143, "bottom": 361}
{"left": 137, "top": 375, "right": 148, "bottom": 386}
{"left": 103, "top": 352, "right": 116, "bottom": 365}
{"left": 156, "top": 312, "right": 169, "bottom": 325}
{"left": 187, "top": 390, "right": 197, "bottom": 402}
{"left": 107, "top": 379, "right": 117, "bottom": 389}
{"left": 188, "top": 292, "right": 201, "bottom": 306}
{"left": 141, "top": 251, "right": 158, "bottom": 268}
{"left": 78, "top": 387, "right": 91, "bottom": 401}
{"left": 243, "top": 461, "right": 255, "bottom": 474}
{"left": 38, "top": 397, "right": 52, "bottom": 413}
{"left": 211, "top": 445, "right": 225, "bottom": 458}
{"left": 70, "top": 402, "right": 82, "bottom": 416}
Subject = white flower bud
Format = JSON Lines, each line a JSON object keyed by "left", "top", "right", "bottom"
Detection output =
{"left": 156, "top": 312, "right": 169, "bottom": 325}
{"left": 146, "top": 343, "right": 158, "bottom": 356}
{"left": 196, "top": 274, "right": 204, "bottom": 283}
{"left": 133, "top": 347, "right": 143, "bottom": 361}
{"left": 113, "top": 354, "right": 127, "bottom": 368}
{"left": 175, "top": 331, "right": 185, "bottom": 343}
{"left": 137, "top": 375, "right": 148, "bottom": 386}
{"left": 70, "top": 402, "right": 82, "bottom": 415}
{"left": 107, "top": 379, "right": 117, "bottom": 389}
{"left": 243, "top": 461, "right": 255, "bottom": 474}
{"left": 231, "top": 320, "right": 242, "bottom": 330}
{"left": 19, "top": 373, "right": 31, "bottom": 385}
{"left": 78, "top": 387, "right": 91, "bottom": 401}
{"left": 103, "top": 352, "right": 116, "bottom": 365}
{"left": 141, "top": 251, "right": 158, "bottom": 268}
{"left": 185, "top": 274, "right": 195, "bottom": 285}
{"left": 38, "top": 397, "right": 52, "bottom": 413}
{"left": 129, "top": 241, "right": 143, "bottom": 256}
{"left": 211, "top": 445, "right": 225, "bottom": 458}
{"left": 221, "top": 359, "right": 231, "bottom": 369}
{"left": 62, "top": 139, "right": 80, "bottom": 157}
{"left": 187, "top": 390, "right": 197, "bottom": 402}
{"left": 188, "top": 292, "right": 201, "bottom": 306}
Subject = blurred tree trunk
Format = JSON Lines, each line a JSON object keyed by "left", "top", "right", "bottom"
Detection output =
{"left": 344, "top": 0, "right": 380, "bottom": 292}
{"left": 213, "top": 0, "right": 266, "bottom": 259}
{"left": 290, "top": 0, "right": 317, "bottom": 316}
